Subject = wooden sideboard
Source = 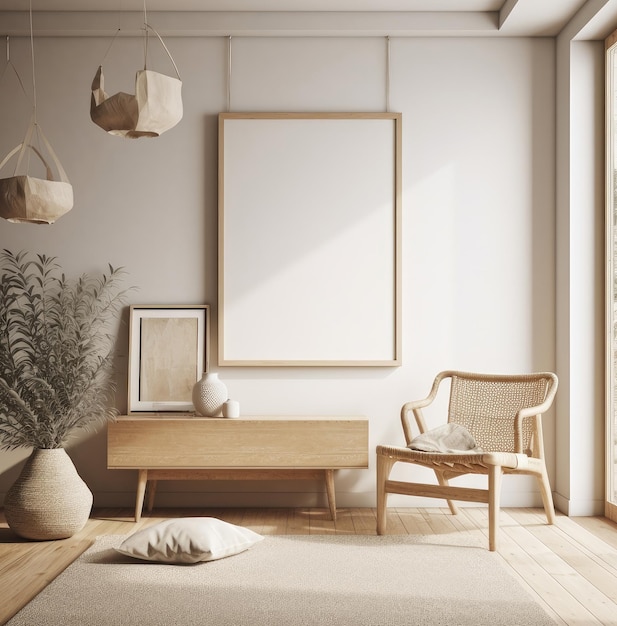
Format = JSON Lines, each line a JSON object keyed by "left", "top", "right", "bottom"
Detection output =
{"left": 107, "top": 415, "right": 369, "bottom": 521}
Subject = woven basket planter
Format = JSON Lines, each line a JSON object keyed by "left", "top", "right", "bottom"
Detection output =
{"left": 5, "top": 448, "right": 93, "bottom": 541}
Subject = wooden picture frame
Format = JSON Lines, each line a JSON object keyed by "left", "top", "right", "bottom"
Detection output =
{"left": 218, "top": 112, "right": 402, "bottom": 367}
{"left": 127, "top": 305, "right": 210, "bottom": 413}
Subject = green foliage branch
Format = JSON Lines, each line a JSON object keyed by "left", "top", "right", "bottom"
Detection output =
{"left": 0, "top": 250, "right": 130, "bottom": 450}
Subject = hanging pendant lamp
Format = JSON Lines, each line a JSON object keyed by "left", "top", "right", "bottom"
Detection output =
{"left": 90, "top": 2, "right": 183, "bottom": 139}
{"left": 0, "top": 4, "right": 73, "bottom": 225}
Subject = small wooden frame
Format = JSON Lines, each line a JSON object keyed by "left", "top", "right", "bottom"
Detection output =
{"left": 127, "top": 305, "right": 210, "bottom": 413}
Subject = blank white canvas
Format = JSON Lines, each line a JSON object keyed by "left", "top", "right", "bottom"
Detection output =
{"left": 220, "top": 115, "right": 399, "bottom": 365}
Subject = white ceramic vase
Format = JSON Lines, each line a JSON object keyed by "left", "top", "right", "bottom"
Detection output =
{"left": 192, "top": 372, "right": 228, "bottom": 417}
{"left": 4, "top": 448, "right": 93, "bottom": 540}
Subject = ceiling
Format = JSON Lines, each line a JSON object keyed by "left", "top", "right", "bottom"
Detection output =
{"left": 1, "top": 0, "right": 616, "bottom": 39}
{"left": 2, "top": 0, "right": 507, "bottom": 9}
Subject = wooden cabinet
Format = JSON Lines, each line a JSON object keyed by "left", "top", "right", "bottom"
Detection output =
{"left": 108, "top": 415, "right": 369, "bottom": 521}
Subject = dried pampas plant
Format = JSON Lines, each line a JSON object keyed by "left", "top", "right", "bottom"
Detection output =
{"left": 0, "top": 249, "right": 131, "bottom": 450}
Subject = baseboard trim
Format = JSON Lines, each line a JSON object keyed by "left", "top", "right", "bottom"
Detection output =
{"left": 553, "top": 491, "right": 604, "bottom": 516}
{"left": 2, "top": 488, "right": 593, "bottom": 513}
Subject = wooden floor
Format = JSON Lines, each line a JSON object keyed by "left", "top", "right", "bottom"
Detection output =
{"left": 2, "top": 506, "right": 617, "bottom": 625}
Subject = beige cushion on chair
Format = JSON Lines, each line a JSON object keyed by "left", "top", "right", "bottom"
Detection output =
{"left": 408, "top": 423, "right": 482, "bottom": 453}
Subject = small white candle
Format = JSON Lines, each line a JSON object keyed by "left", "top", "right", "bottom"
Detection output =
{"left": 222, "top": 399, "right": 240, "bottom": 418}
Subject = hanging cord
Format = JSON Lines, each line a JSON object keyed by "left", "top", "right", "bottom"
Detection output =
{"left": 107, "top": 0, "right": 122, "bottom": 59}
{"left": 26, "top": 0, "right": 38, "bottom": 173}
{"left": 5, "top": 6, "right": 68, "bottom": 183}
{"left": 144, "top": 11, "right": 148, "bottom": 69}
{"left": 104, "top": 0, "right": 180, "bottom": 80}
{"left": 0, "top": 36, "right": 29, "bottom": 99}
{"left": 227, "top": 35, "right": 232, "bottom": 112}
{"left": 143, "top": 23, "right": 181, "bottom": 79}
{"left": 386, "top": 36, "right": 391, "bottom": 113}
{"left": 29, "top": 0, "right": 37, "bottom": 125}
{"left": 143, "top": 0, "right": 149, "bottom": 70}
{"left": 100, "top": 28, "right": 121, "bottom": 65}
{"left": 98, "top": 0, "right": 123, "bottom": 68}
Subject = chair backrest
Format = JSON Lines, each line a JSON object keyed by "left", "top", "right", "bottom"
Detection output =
{"left": 446, "top": 371, "right": 556, "bottom": 453}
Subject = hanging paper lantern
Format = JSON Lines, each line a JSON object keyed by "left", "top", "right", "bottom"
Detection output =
{"left": 0, "top": 134, "right": 73, "bottom": 224}
{"left": 0, "top": 15, "right": 74, "bottom": 225}
{"left": 90, "top": 25, "right": 182, "bottom": 139}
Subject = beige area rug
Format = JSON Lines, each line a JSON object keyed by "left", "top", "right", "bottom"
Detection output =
{"left": 7, "top": 534, "right": 555, "bottom": 626}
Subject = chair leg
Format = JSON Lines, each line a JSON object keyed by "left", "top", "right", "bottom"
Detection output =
{"left": 376, "top": 452, "right": 396, "bottom": 535}
{"left": 487, "top": 464, "right": 503, "bottom": 552}
{"left": 536, "top": 467, "right": 556, "bottom": 525}
{"left": 435, "top": 472, "right": 460, "bottom": 515}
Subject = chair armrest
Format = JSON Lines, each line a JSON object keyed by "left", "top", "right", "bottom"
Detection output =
{"left": 516, "top": 391, "right": 558, "bottom": 423}
{"left": 518, "top": 372, "right": 558, "bottom": 419}
{"left": 513, "top": 373, "right": 558, "bottom": 453}
{"left": 400, "top": 371, "right": 451, "bottom": 445}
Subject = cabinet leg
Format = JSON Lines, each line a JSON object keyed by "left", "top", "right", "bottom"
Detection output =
{"left": 324, "top": 469, "right": 337, "bottom": 521}
{"left": 135, "top": 469, "right": 148, "bottom": 522}
{"left": 146, "top": 479, "right": 158, "bottom": 513}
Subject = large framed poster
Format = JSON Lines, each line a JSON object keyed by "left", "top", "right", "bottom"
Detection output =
{"left": 218, "top": 112, "right": 402, "bottom": 366}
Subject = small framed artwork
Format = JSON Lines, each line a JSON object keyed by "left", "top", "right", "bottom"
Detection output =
{"left": 127, "top": 305, "right": 210, "bottom": 413}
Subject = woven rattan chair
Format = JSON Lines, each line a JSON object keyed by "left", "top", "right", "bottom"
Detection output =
{"left": 376, "top": 370, "right": 558, "bottom": 551}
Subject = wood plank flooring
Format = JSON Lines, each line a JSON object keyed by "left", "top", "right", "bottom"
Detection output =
{"left": 2, "top": 507, "right": 617, "bottom": 625}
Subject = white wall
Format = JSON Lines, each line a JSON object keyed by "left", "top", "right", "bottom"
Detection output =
{"left": 0, "top": 32, "right": 560, "bottom": 509}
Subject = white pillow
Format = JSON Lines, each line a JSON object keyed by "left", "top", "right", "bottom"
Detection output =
{"left": 116, "top": 517, "right": 264, "bottom": 564}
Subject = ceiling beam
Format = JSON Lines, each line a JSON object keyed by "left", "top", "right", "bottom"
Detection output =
{"left": 0, "top": 10, "right": 500, "bottom": 37}
{"left": 498, "top": 0, "right": 519, "bottom": 29}
{"left": 571, "top": 0, "right": 617, "bottom": 40}
{"left": 496, "top": 0, "right": 593, "bottom": 38}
